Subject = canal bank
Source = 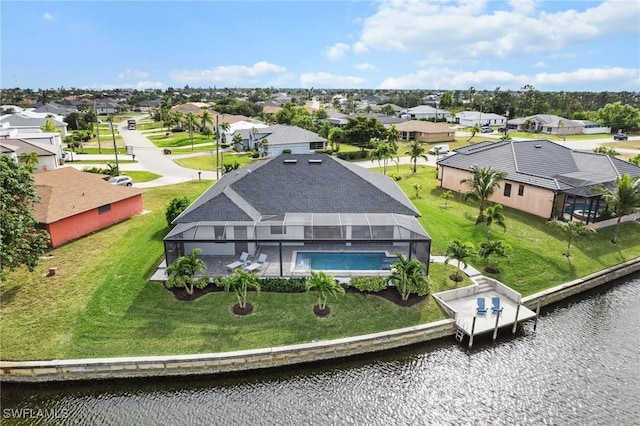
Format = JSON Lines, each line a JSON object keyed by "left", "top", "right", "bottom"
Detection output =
{"left": 2, "top": 258, "right": 639, "bottom": 383}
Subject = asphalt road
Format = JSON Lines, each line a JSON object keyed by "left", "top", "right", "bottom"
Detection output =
{"left": 69, "top": 118, "right": 639, "bottom": 188}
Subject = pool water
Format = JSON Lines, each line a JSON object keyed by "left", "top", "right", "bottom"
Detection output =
{"left": 295, "top": 251, "right": 396, "bottom": 271}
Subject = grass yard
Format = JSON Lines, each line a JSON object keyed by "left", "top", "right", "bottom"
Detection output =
{"left": 125, "top": 170, "right": 162, "bottom": 183}
{"left": 174, "top": 152, "right": 255, "bottom": 171}
{"left": 2, "top": 164, "right": 640, "bottom": 360}
{"left": 149, "top": 133, "right": 214, "bottom": 148}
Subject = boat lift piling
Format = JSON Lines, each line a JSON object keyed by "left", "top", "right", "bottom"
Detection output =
{"left": 512, "top": 303, "right": 521, "bottom": 334}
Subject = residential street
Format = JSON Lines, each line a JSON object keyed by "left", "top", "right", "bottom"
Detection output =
{"left": 69, "top": 118, "right": 639, "bottom": 187}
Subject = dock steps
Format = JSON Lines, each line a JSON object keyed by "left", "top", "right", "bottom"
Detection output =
{"left": 455, "top": 328, "right": 465, "bottom": 342}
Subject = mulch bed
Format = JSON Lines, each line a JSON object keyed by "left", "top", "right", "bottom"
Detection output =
{"left": 169, "top": 284, "right": 425, "bottom": 308}
{"left": 233, "top": 303, "right": 253, "bottom": 316}
{"left": 313, "top": 304, "right": 331, "bottom": 317}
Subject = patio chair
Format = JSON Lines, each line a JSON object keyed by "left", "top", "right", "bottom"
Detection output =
{"left": 245, "top": 254, "right": 267, "bottom": 272}
{"left": 476, "top": 297, "right": 488, "bottom": 314}
{"left": 491, "top": 296, "right": 503, "bottom": 313}
{"left": 226, "top": 252, "right": 249, "bottom": 270}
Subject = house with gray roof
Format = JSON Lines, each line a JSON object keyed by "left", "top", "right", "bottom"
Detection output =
{"left": 454, "top": 111, "right": 507, "bottom": 127}
{"left": 0, "top": 113, "right": 68, "bottom": 136}
{"left": 402, "top": 105, "right": 452, "bottom": 122}
{"left": 507, "top": 114, "right": 584, "bottom": 136}
{"left": 33, "top": 102, "right": 78, "bottom": 116}
{"left": 437, "top": 139, "right": 640, "bottom": 226}
{"left": 0, "top": 138, "right": 61, "bottom": 172}
{"left": 233, "top": 124, "right": 327, "bottom": 157}
{"left": 163, "top": 154, "right": 431, "bottom": 277}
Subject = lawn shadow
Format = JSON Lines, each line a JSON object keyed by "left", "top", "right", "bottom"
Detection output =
{"left": 0, "top": 285, "right": 21, "bottom": 305}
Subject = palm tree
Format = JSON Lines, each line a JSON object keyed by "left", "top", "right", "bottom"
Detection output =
{"left": 165, "top": 248, "right": 207, "bottom": 296}
{"left": 460, "top": 165, "right": 508, "bottom": 216}
{"left": 468, "top": 124, "right": 480, "bottom": 141}
{"left": 200, "top": 110, "right": 214, "bottom": 134}
{"left": 370, "top": 141, "right": 394, "bottom": 175}
{"left": 184, "top": 112, "right": 198, "bottom": 151}
{"left": 386, "top": 125, "right": 399, "bottom": 150}
{"left": 19, "top": 151, "right": 39, "bottom": 172}
{"left": 547, "top": 220, "right": 595, "bottom": 257}
{"left": 412, "top": 183, "right": 423, "bottom": 198}
{"left": 306, "top": 270, "right": 345, "bottom": 312}
{"left": 476, "top": 204, "right": 507, "bottom": 240}
{"left": 222, "top": 268, "right": 261, "bottom": 310}
{"left": 440, "top": 190, "right": 453, "bottom": 208}
{"left": 389, "top": 254, "right": 429, "bottom": 301}
{"left": 444, "top": 239, "right": 475, "bottom": 281}
{"left": 594, "top": 174, "right": 640, "bottom": 243}
{"left": 405, "top": 140, "right": 427, "bottom": 173}
{"left": 479, "top": 240, "right": 510, "bottom": 273}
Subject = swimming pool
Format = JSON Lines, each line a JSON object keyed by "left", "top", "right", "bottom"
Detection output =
{"left": 294, "top": 251, "right": 397, "bottom": 271}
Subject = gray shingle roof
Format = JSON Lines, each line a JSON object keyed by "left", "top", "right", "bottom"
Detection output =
{"left": 439, "top": 139, "right": 640, "bottom": 192}
{"left": 253, "top": 125, "right": 326, "bottom": 145}
{"left": 175, "top": 154, "right": 419, "bottom": 223}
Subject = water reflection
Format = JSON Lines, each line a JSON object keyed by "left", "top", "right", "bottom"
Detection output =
{"left": 2, "top": 275, "right": 639, "bottom": 425}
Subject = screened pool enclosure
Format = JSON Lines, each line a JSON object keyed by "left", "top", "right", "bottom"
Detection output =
{"left": 163, "top": 212, "right": 432, "bottom": 277}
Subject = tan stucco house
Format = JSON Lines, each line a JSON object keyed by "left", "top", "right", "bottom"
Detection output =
{"left": 437, "top": 139, "right": 640, "bottom": 225}
{"left": 395, "top": 120, "right": 456, "bottom": 144}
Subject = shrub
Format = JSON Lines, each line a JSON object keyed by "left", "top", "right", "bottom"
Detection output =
{"left": 282, "top": 149, "right": 292, "bottom": 154}
{"left": 336, "top": 150, "right": 369, "bottom": 161}
{"left": 314, "top": 149, "right": 334, "bottom": 155}
{"left": 259, "top": 277, "right": 307, "bottom": 293}
{"left": 408, "top": 276, "right": 431, "bottom": 296}
{"left": 389, "top": 173, "right": 402, "bottom": 181}
{"left": 165, "top": 196, "right": 190, "bottom": 227}
{"left": 349, "top": 276, "right": 388, "bottom": 292}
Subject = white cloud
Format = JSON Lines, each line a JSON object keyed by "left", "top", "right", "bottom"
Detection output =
{"left": 356, "top": 0, "right": 639, "bottom": 63}
{"left": 300, "top": 72, "right": 366, "bottom": 88}
{"left": 324, "top": 43, "right": 350, "bottom": 61}
{"left": 118, "top": 70, "right": 149, "bottom": 79}
{"left": 533, "top": 67, "right": 640, "bottom": 89}
{"left": 354, "top": 63, "right": 378, "bottom": 71}
{"left": 87, "top": 81, "right": 165, "bottom": 90}
{"left": 532, "top": 61, "right": 546, "bottom": 68}
{"left": 170, "top": 61, "right": 288, "bottom": 85}
{"left": 43, "top": 12, "right": 54, "bottom": 21}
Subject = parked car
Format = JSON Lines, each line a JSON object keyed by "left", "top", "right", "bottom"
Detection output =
{"left": 480, "top": 127, "right": 494, "bottom": 133}
{"left": 613, "top": 133, "right": 628, "bottom": 140}
{"left": 108, "top": 176, "right": 133, "bottom": 187}
{"left": 498, "top": 127, "right": 506, "bottom": 133}
{"left": 428, "top": 144, "right": 450, "bottom": 155}
{"left": 171, "top": 127, "right": 185, "bottom": 132}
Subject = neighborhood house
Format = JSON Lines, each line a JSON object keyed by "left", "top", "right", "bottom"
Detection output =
{"left": 163, "top": 154, "right": 431, "bottom": 277}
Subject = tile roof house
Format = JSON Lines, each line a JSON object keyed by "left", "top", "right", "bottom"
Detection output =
{"left": 395, "top": 120, "right": 456, "bottom": 143}
{"left": 0, "top": 113, "right": 69, "bottom": 136}
{"left": 437, "top": 139, "right": 640, "bottom": 226}
{"left": 33, "top": 168, "right": 144, "bottom": 247}
{"left": 163, "top": 154, "right": 431, "bottom": 277}
{"left": 454, "top": 111, "right": 507, "bottom": 127}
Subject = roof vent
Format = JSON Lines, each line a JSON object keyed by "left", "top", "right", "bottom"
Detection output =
{"left": 308, "top": 159, "right": 322, "bottom": 164}
{"left": 283, "top": 159, "right": 297, "bottom": 164}
{"left": 534, "top": 144, "right": 542, "bottom": 148}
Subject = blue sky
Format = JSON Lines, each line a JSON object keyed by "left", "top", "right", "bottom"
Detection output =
{"left": 2, "top": 1, "right": 639, "bottom": 91}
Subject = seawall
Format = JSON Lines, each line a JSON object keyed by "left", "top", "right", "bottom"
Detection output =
{"left": 2, "top": 258, "right": 639, "bottom": 383}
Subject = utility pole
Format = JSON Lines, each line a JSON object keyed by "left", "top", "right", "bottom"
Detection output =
{"left": 215, "top": 114, "right": 219, "bottom": 180}
{"left": 109, "top": 114, "right": 120, "bottom": 175}
{"left": 95, "top": 100, "right": 102, "bottom": 153}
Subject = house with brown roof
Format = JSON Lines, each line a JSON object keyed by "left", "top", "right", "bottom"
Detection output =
{"left": 0, "top": 138, "right": 61, "bottom": 172}
{"left": 33, "top": 168, "right": 144, "bottom": 247}
{"left": 395, "top": 120, "right": 456, "bottom": 143}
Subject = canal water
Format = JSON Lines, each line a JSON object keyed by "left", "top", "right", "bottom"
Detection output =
{"left": 2, "top": 274, "right": 639, "bottom": 425}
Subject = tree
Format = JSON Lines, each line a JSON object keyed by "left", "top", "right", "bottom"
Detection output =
{"left": 306, "top": 270, "right": 345, "bottom": 312}
{"left": 460, "top": 165, "right": 508, "bottom": 217}
{"left": 479, "top": 240, "right": 510, "bottom": 273}
{"left": 630, "top": 154, "right": 640, "bottom": 166}
{"left": 594, "top": 174, "right": 640, "bottom": 243}
{"left": 597, "top": 102, "right": 640, "bottom": 132}
{"left": 381, "top": 104, "right": 396, "bottom": 116}
{"left": 592, "top": 146, "right": 619, "bottom": 156}
{"left": 165, "top": 197, "right": 190, "bottom": 227}
{"left": 386, "top": 125, "right": 399, "bottom": 149}
{"left": 389, "top": 254, "right": 430, "bottom": 301}
{"left": 440, "top": 190, "right": 453, "bottom": 208}
{"left": 468, "top": 124, "right": 480, "bottom": 141}
{"left": 40, "top": 120, "right": 58, "bottom": 133}
{"left": 19, "top": 151, "right": 39, "bottom": 172}
{"left": 342, "top": 116, "right": 386, "bottom": 151}
{"left": 444, "top": 239, "right": 475, "bottom": 282}
{"left": 184, "top": 112, "right": 198, "bottom": 150}
{"left": 546, "top": 220, "right": 595, "bottom": 257}
{"left": 405, "top": 140, "right": 427, "bottom": 173}
{"left": 412, "top": 183, "right": 423, "bottom": 198}
{"left": 328, "top": 127, "right": 344, "bottom": 152}
{"left": 370, "top": 141, "right": 394, "bottom": 174}
{"left": 475, "top": 204, "right": 507, "bottom": 240}
{"left": 0, "top": 156, "right": 51, "bottom": 279}
{"left": 200, "top": 109, "right": 214, "bottom": 133}
{"left": 165, "top": 248, "right": 208, "bottom": 296}
{"left": 222, "top": 268, "right": 261, "bottom": 310}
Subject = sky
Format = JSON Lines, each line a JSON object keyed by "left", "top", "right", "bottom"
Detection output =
{"left": 2, "top": 0, "right": 639, "bottom": 92}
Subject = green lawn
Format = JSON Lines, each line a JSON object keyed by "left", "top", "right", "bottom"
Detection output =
{"left": 149, "top": 133, "right": 214, "bottom": 148}
{"left": 174, "top": 153, "right": 255, "bottom": 171}
{"left": 2, "top": 165, "right": 639, "bottom": 360}
{"left": 125, "top": 170, "right": 162, "bottom": 183}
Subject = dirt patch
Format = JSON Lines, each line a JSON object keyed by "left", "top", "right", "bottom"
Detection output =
{"left": 169, "top": 284, "right": 223, "bottom": 301}
{"left": 313, "top": 304, "right": 330, "bottom": 317}
{"left": 449, "top": 274, "right": 464, "bottom": 283}
{"left": 233, "top": 303, "right": 253, "bottom": 316}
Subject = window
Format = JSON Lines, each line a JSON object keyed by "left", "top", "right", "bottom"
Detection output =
{"left": 503, "top": 183, "right": 512, "bottom": 197}
{"left": 98, "top": 204, "right": 111, "bottom": 214}
{"left": 518, "top": 184, "right": 524, "bottom": 196}
{"left": 270, "top": 225, "right": 285, "bottom": 235}
{"left": 309, "top": 141, "right": 324, "bottom": 150}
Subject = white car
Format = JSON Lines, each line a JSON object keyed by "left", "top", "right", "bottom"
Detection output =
{"left": 108, "top": 176, "right": 133, "bottom": 187}
{"left": 428, "top": 144, "right": 450, "bottom": 155}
